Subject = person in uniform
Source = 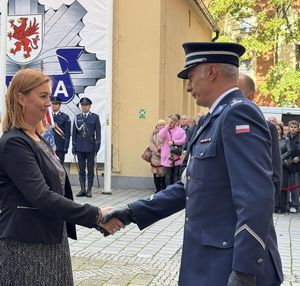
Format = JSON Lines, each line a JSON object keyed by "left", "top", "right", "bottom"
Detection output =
{"left": 238, "top": 73, "right": 282, "bottom": 213}
{"left": 51, "top": 97, "right": 71, "bottom": 164}
{"left": 102, "top": 42, "right": 283, "bottom": 286}
{"left": 72, "top": 97, "right": 101, "bottom": 198}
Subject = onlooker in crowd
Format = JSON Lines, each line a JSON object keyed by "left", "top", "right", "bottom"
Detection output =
{"left": 103, "top": 42, "right": 283, "bottom": 286}
{"left": 72, "top": 97, "right": 101, "bottom": 198}
{"left": 0, "top": 68, "right": 123, "bottom": 285}
{"left": 51, "top": 97, "right": 71, "bottom": 164}
{"left": 194, "top": 112, "right": 204, "bottom": 125}
{"left": 238, "top": 73, "right": 282, "bottom": 210}
{"left": 149, "top": 119, "right": 166, "bottom": 193}
{"left": 268, "top": 116, "right": 278, "bottom": 125}
{"left": 180, "top": 115, "right": 189, "bottom": 131}
{"left": 286, "top": 120, "right": 300, "bottom": 213}
{"left": 180, "top": 115, "right": 192, "bottom": 151}
{"left": 275, "top": 122, "right": 289, "bottom": 213}
{"left": 283, "top": 125, "right": 289, "bottom": 137}
{"left": 174, "top": 113, "right": 181, "bottom": 125}
{"left": 159, "top": 114, "right": 186, "bottom": 186}
{"left": 187, "top": 117, "right": 196, "bottom": 128}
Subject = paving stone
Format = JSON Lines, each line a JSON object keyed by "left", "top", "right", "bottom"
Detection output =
{"left": 69, "top": 187, "right": 300, "bottom": 285}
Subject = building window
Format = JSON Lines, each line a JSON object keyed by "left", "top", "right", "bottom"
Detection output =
{"left": 240, "top": 17, "right": 255, "bottom": 34}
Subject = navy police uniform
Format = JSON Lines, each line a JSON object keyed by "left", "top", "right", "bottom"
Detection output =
{"left": 51, "top": 97, "right": 71, "bottom": 164}
{"left": 126, "top": 43, "right": 283, "bottom": 285}
{"left": 72, "top": 97, "right": 101, "bottom": 197}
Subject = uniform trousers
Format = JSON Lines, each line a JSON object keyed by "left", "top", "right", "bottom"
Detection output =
{"left": 77, "top": 152, "right": 95, "bottom": 185}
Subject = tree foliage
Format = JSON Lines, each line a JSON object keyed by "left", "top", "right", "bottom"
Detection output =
{"left": 259, "top": 62, "right": 300, "bottom": 107}
{"left": 208, "top": 0, "right": 300, "bottom": 107}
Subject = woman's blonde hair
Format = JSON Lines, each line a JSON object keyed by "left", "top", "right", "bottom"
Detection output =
{"left": 2, "top": 68, "right": 51, "bottom": 132}
{"left": 156, "top": 119, "right": 165, "bottom": 126}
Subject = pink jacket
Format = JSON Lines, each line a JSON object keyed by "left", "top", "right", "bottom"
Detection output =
{"left": 159, "top": 125, "right": 186, "bottom": 167}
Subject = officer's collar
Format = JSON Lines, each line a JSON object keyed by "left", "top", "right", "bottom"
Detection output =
{"left": 209, "top": 87, "right": 239, "bottom": 114}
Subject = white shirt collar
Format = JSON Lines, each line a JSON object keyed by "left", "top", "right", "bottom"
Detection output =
{"left": 209, "top": 87, "right": 239, "bottom": 114}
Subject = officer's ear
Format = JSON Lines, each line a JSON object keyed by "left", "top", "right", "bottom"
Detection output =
{"left": 207, "top": 64, "right": 218, "bottom": 81}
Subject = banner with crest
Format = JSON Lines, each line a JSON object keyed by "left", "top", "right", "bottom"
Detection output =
{"left": 2, "top": 0, "right": 109, "bottom": 162}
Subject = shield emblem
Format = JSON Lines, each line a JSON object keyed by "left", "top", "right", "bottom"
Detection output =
{"left": 7, "top": 14, "right": 43, "bottom": 64}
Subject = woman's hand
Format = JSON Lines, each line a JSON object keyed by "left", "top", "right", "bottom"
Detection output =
{"left": 98, "top": 207, "right": 125, "bottom": 235}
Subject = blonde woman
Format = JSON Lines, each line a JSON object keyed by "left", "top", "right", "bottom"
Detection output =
{"left": 149, "top": 120, "right": 166, "bottom": 193}
{"left": 0, "top": 69, "right": 123, "bottom": 285}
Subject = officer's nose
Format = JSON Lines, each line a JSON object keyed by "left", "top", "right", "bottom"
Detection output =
{"left": 186, "top": 80, "right": 192, "bottom": 93}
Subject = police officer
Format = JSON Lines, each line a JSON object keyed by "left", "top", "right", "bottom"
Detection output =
{"left": 102, "top": 42, "right": 283, "bottom": 286}
{"left": 51, "top": 97, "right": 71, "bottom": 164}
{"left": 72, "top": 97, "right": 101, "bottom": 198}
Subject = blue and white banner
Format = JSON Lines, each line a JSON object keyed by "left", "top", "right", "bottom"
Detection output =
{"left": 2, "top": 0, "right": 109, "bottom": 162}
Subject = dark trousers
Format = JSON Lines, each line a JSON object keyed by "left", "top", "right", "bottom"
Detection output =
{"left": 275, "top": 168, "right": 288, "bottom": 212}
{"left": 77, "top": 152, "right": 95, "bottom": 186}
{"left": 289, "top": 171, "right": 300, "bottom": 209}
{"left": 153, "top": 174, "right": 166, "bottom": 193}
{"left": 165, "top": 165, "right": 180, "bottom": 186}
{"left": 55, "top": 151, "right": 65, "bottom": 165}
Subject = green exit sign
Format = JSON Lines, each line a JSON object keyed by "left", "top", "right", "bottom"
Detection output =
{"left": 139, "top": 109, "right": 146, "bottom": 119}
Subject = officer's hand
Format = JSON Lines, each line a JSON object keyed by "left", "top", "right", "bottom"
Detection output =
{"left": 102, "top": 205, "right": 135, "bottom": 226}
{"left": 95, "top": 224, "right": 110, "bottom": 237}
{"left": 227, "top": 270, "right": 256, "bottom": 286}
{"left": 72, "top": 148, "right": 76, "bottom": 155}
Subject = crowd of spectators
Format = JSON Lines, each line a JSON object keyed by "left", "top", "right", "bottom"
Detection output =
{"left": 147, "top": 113, "right": 300, "bottom": 215}
{"left": 274, "top": 118, "right": 300, "bottom": 214}
{"left": 147, "top": 113, "right": 203, "bottom": 192}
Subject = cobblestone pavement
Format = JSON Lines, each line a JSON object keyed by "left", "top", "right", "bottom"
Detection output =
{"left": 70, "top": 187, "right": 300, "bottom": 285}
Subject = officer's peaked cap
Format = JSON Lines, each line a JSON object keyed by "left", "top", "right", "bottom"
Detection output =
{"left": 51, "top": 96, "right": 62, "bottom": 104}
{"left": 80, "top": 97, "right": 92, "bottom": 105}
{"left": 177, "top": 42, "right": 246, "bottom": 79}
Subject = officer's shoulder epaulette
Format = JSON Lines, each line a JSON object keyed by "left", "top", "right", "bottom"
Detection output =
{"left": 230, "top": 98, "right": 243, "bottom": 106}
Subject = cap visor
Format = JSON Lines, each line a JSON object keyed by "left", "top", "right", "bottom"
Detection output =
{"left": 177, "top": 67, "right": 190, "bottom": 79}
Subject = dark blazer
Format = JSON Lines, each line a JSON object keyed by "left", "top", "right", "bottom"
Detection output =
{"left": 268, "top": 121, "right": 282, "bottom": 193}
{"left": 53, "top": 111, "right": 71, "bottom": 152}
{"left": 0, "top": 128, "right": 99, "bottom": 244}
{"left": 129, "top": 90, "right": 283, "bottom": 286}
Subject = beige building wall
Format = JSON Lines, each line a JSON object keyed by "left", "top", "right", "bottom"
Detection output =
{"left": 112, "top": 0, "right": 214, "bottom": 181}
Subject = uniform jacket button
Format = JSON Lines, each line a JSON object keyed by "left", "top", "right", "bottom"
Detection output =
{"left": 187, "top": 176, "right": 191, "bottom": 181}
{"left": 200, "top": 152, "right": 204, "bottom": 156}
{"left": 222, "top": 241, "right": 228, "bottom": 247}
{"left": 186, "top": 196, "right": 189, "bottom": 201}
{"left": 257, "top": 258, "right": 264, "bottom": 264}
{"left": 185, "top": 217, "right": 189, "bottom": 222}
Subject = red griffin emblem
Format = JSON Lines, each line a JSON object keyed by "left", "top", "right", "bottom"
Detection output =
{"left": 7, "top": 17, "right": 40, "bottom": 59}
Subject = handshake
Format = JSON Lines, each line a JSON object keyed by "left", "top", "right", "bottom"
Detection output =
{"left": 97, "top": 205, "right": 134, "bottom": 236}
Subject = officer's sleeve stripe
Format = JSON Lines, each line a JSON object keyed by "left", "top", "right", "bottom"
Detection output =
{"left": 234, "top": 224, "right": 266, "bottom": 250}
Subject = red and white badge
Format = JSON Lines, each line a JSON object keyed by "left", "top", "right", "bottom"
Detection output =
{"left": 236, "top": 125, "right": 250, "bottom": 134}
